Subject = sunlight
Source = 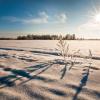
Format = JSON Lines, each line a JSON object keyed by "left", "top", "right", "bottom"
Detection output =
{"left": 94, "top": 13, "right": 100, "bottom": 22}
{"left": 86, "top": 3, "right": 100, "bottom": 23}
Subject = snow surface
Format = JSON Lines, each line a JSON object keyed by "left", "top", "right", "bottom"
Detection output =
{"left": 0, "top": 40, "right": 100, "bottom": 100}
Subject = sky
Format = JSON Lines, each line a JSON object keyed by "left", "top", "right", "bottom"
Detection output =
{"left": 0, "top": 0, "right": 100, "bottom": 38}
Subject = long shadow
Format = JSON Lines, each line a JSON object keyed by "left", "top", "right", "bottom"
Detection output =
{"left": 72, "top": 65, "right": 91, "bottom": 100}
{"left": 0, "top": 47, "right": 24, "bottom": 51}
{"left": 19, "top": 61, "right": 55, "bottom": 85}
{"left": 0, "top": 54, "right": 10, "bottom": 58}
{"left": 26, "top": 62, "right": 51, "bottom": 72}
{"left": 0, "top": 60, "right": 57, "bottom": 88}
{"left": 0, "top": 47, "right": 58, "bottom": 56}
{"left": 1, "top": 47, "right": 100, "bottom": 60}
{"left": 60, "top": 64, "right": 67, "bottom": 79}
{"left": 3, "top": 67, "right": 32, "bottom": 78}
{"left": 19, "top": 59, "right": 75, "bottom": 83}
{"left": 0, "top": 59, "right": 74, "bottom": 88}
{"left": 0, "top": 67, "right": 33, "bottom": 88}
{"left": 18, "top": 59, "right": 70, "bottom": 85}
{"left": 0, "top": 75, "right": 16, "bottom": 88}
{"left": 59, "top": 59, "right": 75, "bottom": 79}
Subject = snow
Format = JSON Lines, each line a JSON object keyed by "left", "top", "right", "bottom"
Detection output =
{"left": 0, "top": 40, "right": 100, "bottom": 100}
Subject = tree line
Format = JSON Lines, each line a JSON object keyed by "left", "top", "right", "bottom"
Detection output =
{"left": 0, "top": 34, "right": 85, "bottom": 40}
{"left": 17, "top": 34, "right": 76, "bottom": 40}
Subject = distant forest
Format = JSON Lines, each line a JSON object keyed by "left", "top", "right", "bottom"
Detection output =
{"left": 0, "top": 34, "right": 82, "bottom": 40}
{"left": 17, "top": 34, "right": 76, "bottom": 40}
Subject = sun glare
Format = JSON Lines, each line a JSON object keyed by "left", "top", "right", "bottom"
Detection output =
{"left": 94, "top": 13, "right": 100, "bottom": 22}
{"left": 87, "top": 3, "right": 100, "bottom": 23}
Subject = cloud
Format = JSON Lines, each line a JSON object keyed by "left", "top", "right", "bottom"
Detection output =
{"left": 2, "top": 11, "right": 49, "bottom": 24}
{"left": 2, "top": 16, "right": 20, "bottom": 22}
{"left": 1, "top": 12, "right": 67, "bottom": 24}
{"left": 23, "top": 12, "right": 49, "bottom": 24}
{"left": 55, "top": 13, "right": 67, "bottom": 23}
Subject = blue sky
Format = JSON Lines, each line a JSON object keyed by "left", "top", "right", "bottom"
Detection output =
{"left": 0, "top": 0, "right": 100, "bottom": 38}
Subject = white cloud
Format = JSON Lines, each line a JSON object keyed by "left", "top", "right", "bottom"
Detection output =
{"left": 2, "top": 11, "right": 49, "bottom": 24}
{"left": 55, "top": 13, "right": 67, "bottom": 23}
{"left": 1, "top": 12, "right": 67, "bottom": 24}
{"left": 23, "top": 11, "right": 49, "bottom": 24}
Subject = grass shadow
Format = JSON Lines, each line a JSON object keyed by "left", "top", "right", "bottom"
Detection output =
{"left": 0, "top": 75, "right": 16, "bottom": 88}
{"left": 0, "top": 60, "right": 56, "bottom": 88}
{"left": 60, "top": 64, "right": 67, "bottom": 79}
{"left": 0, "top": 59, "right": 75, "bottom": 88}
{"left": 19, "top": 61, "right": 55, "bottom": 85}
{"left": 72, "top": 64, "right": 91, "bottom": 100}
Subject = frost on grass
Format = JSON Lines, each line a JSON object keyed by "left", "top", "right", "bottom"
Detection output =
{"left": 56, "top": 35, "right": 93, "bottom": 79}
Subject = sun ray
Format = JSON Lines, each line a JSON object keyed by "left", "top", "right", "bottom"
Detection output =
{"left": 82, "top": 0, "right": 100, "bottom": 23}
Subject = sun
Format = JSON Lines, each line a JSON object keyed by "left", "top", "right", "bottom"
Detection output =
{"left": 94, "top": 13, "right": 100, "bottom": 22}
{"left": 86, "top": 3, "right": 100, "bottom": 23}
